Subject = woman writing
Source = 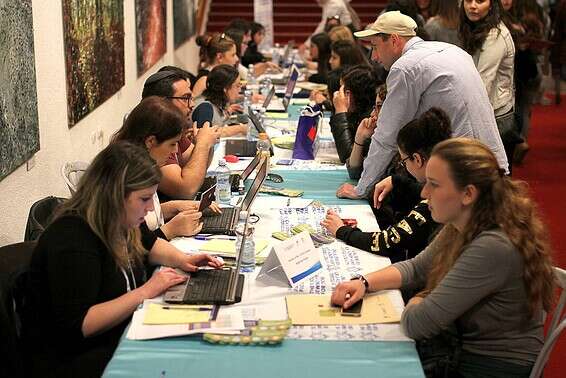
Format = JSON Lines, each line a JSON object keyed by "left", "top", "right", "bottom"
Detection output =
{"left": 113, "top": 96, "right": 221, "bottom": 240}
{"left": 26, "top": 142, "right": 222, "bottom": 377}
{"left": 332, "top": 138, "right": 555, "bottom": 377}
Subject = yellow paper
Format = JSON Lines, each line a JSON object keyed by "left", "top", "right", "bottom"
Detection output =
{"left": 290, "top": 98, "right": 311, "bottom": 105}
{"left": 285, "top": 293, "right": 400, "bottom": 325}
{"left": 265, "top": 112, "right": 289, "bottom": 119}
{"left": 199, "top": 239, "right": 269, "bottom": 256}
{"left": 143, "top": 303, "right": 212, "bottom": 325}
{"left": 296, "top": 82, "right": 327, "bottom": 91}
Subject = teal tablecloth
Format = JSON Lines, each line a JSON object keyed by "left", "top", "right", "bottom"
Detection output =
{"left": 103, "top": 110, "right": 424, "bottom": 378}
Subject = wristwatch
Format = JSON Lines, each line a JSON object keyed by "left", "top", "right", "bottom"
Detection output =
{"left": 351, "top": 275, "right": 369, "bottom": 291}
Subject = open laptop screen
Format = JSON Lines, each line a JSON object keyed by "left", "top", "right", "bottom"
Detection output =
{"left": 282, "top": 65, "right": 300, "bottom": 110}
{"left": 241, "top": 157, "right": 268, "bottom": 212}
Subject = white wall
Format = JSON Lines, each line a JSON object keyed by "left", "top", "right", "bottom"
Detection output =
{"left": 0, "top": 0, "right": 201, "bottom": 245}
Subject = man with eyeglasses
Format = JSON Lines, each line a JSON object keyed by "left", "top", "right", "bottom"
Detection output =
{"left": 142, "top": 68, "right": 221, "bottom": 201}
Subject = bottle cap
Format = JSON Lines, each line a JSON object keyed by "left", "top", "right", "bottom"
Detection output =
{"left": 258, "top": 133, "right": 268, "bottom": 140}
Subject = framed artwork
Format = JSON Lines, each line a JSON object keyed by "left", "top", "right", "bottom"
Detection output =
{"left": 135, "top": 0, "right": 167, "bottom": 77}
{"left": 173, "top": 0, "right": 196, "bottom": 49}
{"left": 0, "top": 0, "right": 40, "bottom": 181}
{"left": 62, "top": 0, "right": 125, "bottom": 127}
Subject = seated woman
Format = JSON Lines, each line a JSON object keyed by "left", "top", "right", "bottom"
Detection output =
{"left": 329, "top": 66, "right": 376, "bottom": 164}
{"left": 307, "top": 33, "right": 332, "bottom": 84}
{"left": 191, "top": 65, "right": 248, "bottom": 137}
{"left": 113, "top": 96, "right": 220, "bottom": 240}
{"left": 310, "top": 40, "right": 370, "bottom": 110}
{"left": 323, "top": 107, "right": 451, "bottom": 264}
{"left": 241, "top": 22, "right": 266, "bottom": 67}
{"left": 345, "top": 84, "right": 387, "bottom": 179}
{"left": 25, "top": 142, "right": 222, "bottom": 377}
{"left": 331, "top": 138, "right": 555, "bottom": 377}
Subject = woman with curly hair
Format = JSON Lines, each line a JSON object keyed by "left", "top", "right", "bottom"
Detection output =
{"left": 459, "top": 0, "right": 518, "bottom": 171}
{"left": 332, "top": 138, "right": 555, "bottom": 377}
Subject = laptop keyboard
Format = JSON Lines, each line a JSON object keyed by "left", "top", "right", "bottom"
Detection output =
{"left": 202, "top": 208, "right": 236, "bottom": 232}
{"left": 184, "top": 269, "right": 233, "bottom": 303}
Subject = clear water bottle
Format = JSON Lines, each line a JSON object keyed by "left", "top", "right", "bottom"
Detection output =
{"left": 260, "top": 77, "right": 272, "bottom": 97}
{"left": 243, "top": 89, "right": 252, "bottom": 114}
{"left": 215, "top": 159, "right": 231, "bottom": 204}
{"left": 247, "top": 64, "right": 256, "bottom": 85}
{"left": 236, "top": 211, "right": 255, "bottom": 272}
{"left": 256, "top": 133, "right": 271, "bottom": 156}
{"left": 272, "top": 43, "right": 281, "bottom": 67}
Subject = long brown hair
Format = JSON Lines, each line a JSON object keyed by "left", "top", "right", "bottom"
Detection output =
{"left": 56, "top": 142, "right": 162, "bottom": 270}
{"left": 425, "top": 138, "right": 555, "bottom": 317}
{"left": 196, "top": 33, "right": 236, "bottom": 66}
{"left": 459, "top": 0, "right": 504, "bottom": 55}
{"left": 431, "top": 0, "right": 460, "bottom": 29}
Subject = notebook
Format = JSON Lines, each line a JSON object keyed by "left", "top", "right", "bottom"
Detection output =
{"left": 200, "top": 156, "right": 268, "bottom": 235}
{"left": 198, "top": 153, "right": 262, "bottom": 195}
{"left": 163, "top": 216, "right": 249, "bottom": 305}
{"left": 266, "top": 65, "right": 300, "bottom": 113}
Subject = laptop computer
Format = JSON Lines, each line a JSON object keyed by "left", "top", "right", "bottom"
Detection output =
{"left": 266, "top": 65, "right": 299, "bottom": 113}
{"left": 200, "top": 156, "right": 268, "bottom": 235}
{"left": 224, "top": 107, "right": 273, "bottom": 157}
{"left": 163, "top": 216, "right": 248, "bottom": 305}
{"left": 199, "top": 153, "right": 262, "bottom": 195}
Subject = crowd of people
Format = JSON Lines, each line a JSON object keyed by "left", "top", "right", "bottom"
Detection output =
{"left": 21, "top": 1, "right": 564, "bottom": 377}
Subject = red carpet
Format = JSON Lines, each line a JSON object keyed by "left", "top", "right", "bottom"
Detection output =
{"left": 514, "top": 95, "right": 566, "bottom": 377}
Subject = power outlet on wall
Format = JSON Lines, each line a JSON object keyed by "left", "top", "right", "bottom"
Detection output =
{"left": 26, "top": 154, "right": 36, "bottom": 171}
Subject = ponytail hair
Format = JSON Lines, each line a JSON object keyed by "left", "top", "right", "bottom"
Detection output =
{"left": 196, "top": 33, "right": 236, "bottom": 66}
{"left": 424, "top": 138, "right": 555, "bottom": 318}
{"left": 397, "top": 107, "right": 452, "bottom": 159}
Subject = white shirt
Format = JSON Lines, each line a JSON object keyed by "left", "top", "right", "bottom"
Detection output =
{"left": 144, "top": 193, "right": 164, "bottom": 231}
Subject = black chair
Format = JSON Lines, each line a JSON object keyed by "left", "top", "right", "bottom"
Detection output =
{"left": 24, "top": 196, "right": 66, "bottom": 242}
{"left": 0, "top": 241, "right": 36, "bottom": 378}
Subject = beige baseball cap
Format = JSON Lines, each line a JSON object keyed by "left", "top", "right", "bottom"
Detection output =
{"left": 354, "top": 11, "right": 417, "bottom": 39}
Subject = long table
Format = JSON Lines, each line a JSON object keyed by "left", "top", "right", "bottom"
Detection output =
{"left": 103, "top": 103, "right": 424, "bottom": 377}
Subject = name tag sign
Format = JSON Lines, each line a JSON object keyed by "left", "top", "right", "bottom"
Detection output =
{"left": 256, "top": 231, "right": 322, "bottom": 288}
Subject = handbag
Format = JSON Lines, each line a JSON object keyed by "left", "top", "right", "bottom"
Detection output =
{"left": 292, "top": 105, "right": 322, "bottom": 160}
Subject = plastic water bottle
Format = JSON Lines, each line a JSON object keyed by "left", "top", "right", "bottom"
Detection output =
{"left": 236, "top": 211, "right": 255, "bottom": 272}
{"left": 272, "top": 43, "right": 281, "bottom": 67}
{"left": 243, "top": 89, "right": 252, "bottom": 114}
{"left": 257, "top": 133, "right": 271, "bottom": 156}
{"left": 215, "top": 159, "right": 231, "bottom": 204}
{"left": 247, "top": 64, "right": 256, "bottom": 85}
{"left": 260, "top": 77, "right": 272, "bottom": 97}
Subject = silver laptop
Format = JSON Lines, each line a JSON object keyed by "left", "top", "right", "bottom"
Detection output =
{"left": 267, "top": 65, "right": 299, "bottom": 113}
{"left": 163, "top": 216, "right": 249, "bottom": 305}
{"left": 200, "top": 156, "right": 268, "bottom": 235}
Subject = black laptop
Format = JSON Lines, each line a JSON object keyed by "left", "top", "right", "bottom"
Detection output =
{"left": 199, "top": 153, "right": 262, "bottom": 196}
{"left": 162, "top": 216, "right": 249, "bottom": 305}
{"left": 224, "top": 108, "right": 273, "bottom": 157}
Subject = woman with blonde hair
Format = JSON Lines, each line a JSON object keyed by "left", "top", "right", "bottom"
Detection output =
{"left": 25, "top": 142, "right": 222, "bottom": 376}
{"left": 328, "top": 25, "right": 355, "bottom": 42}
{"left": 332, "top": 138, "right": 555, "bottom": 377}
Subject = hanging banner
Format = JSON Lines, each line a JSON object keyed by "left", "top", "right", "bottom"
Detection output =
{"left": 254, "top": 0, "right": 274, "bottom": 49}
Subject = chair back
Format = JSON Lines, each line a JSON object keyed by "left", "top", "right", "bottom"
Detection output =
{"left": 0, "top": 241, "right": 36, "bottom": 378}
{"left": 24, "top": 196, "right": 66, "bottom": 242}
{"left": 61, "top": 161, "right": 89, "bottom": 195}
{"left": 529, "top": 267, "right": 566, "bottom": 378}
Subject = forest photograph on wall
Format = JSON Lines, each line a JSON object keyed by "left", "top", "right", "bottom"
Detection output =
{"left": 135, "top": 0, "right": 166, "bottom": 77}
{"left": 0, "top": 0, "right": 40, "bottom": 181}
{"left": 62, "top": 0, "right": 125, "bottom": 127}
{"left": 173, "top": 0, "right": 196, "bottom": 49}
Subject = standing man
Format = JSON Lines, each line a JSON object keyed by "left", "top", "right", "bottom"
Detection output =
{"left": 336, "top": 11, "right": 508, "bottom": 200}
{"left": 142, "top": 69, "right": 220, "bottom": 201}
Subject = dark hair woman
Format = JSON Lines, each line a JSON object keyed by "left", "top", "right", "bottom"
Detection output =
{"left": 332, "top": 137, "right": 555, "bottom": 377}
{"left": 323, "top": 107, "right": 451, "bottom": 264}
{"left": 308, "top": 33, "right": 332, "bottom": 84}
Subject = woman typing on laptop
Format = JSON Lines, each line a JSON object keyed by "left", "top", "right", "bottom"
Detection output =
{"left": 113, "top": 96, "right": 221, "bottom": 240}
{"left": 25, "top": 142, "right": 222, "bottom": 377}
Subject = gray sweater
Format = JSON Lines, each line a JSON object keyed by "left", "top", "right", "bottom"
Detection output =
{"left": 394, "top": 229, "right": 543, "bottom": 365}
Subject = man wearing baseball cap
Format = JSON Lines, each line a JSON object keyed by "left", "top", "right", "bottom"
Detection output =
{"left": 336, "top": 11, "right": 509, "bottom": 200}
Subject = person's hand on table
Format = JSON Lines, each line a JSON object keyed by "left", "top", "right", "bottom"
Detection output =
{"left": 177, "top": 253, "right": 224, "bottom": 273}
{"left": 331, "top": 279, "right": 366, "bottom": 309}
{"left": 310, "top": 89, "right": 327, "bottom": 105}
{"left": 139, "top": 267, "right": 188, "bottom": 299}
{"left": 227, "top": 103, "right": 243, "bottom": 114}
{"left": 336, "top": 183, "right": 360, "bottom": 199}
{"left": 162, "top": 210, "right": 203, "bottom": 238}
{"left": 252, "top": 92, "right": 265, "bottom": 104}
{"left": 320, "top": 209, "right": 345, "bottom": 237}
{"left": 332, "top": 85, "right": 349, "bottom": 114}
{"left": 373, "top": 176, "right": 393, "bottom": 209}
{"left": 254, "top": 62, "right": 281, "bottom": 76}
{"left": 207, "top": 201, "right": 222, "bottom": 214}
